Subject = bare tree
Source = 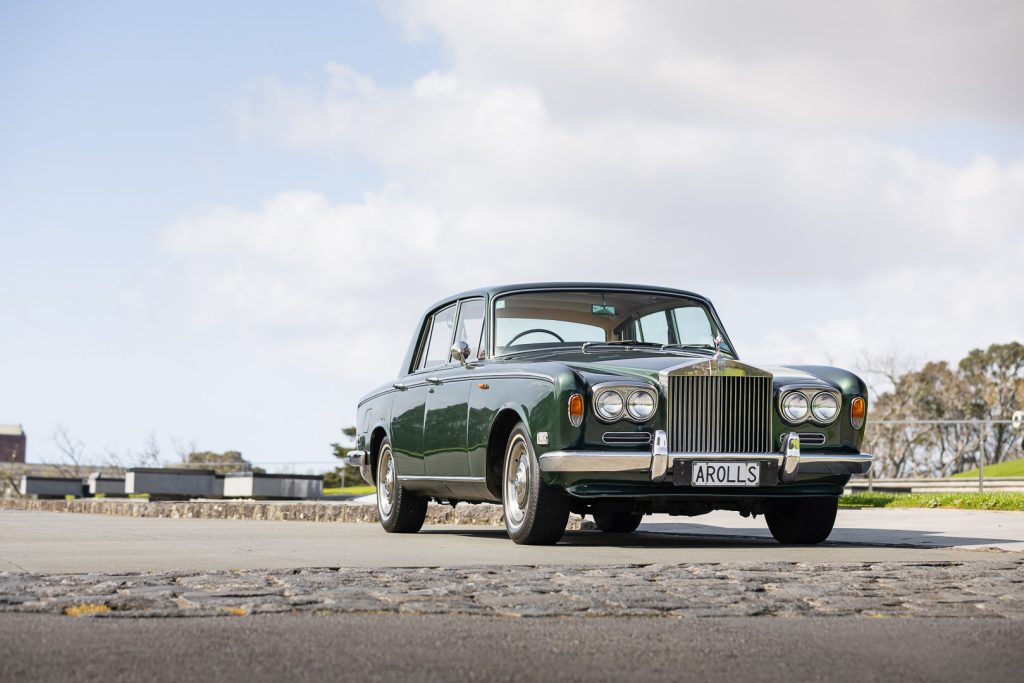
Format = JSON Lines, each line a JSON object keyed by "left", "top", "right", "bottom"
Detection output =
{"left": 52, "top": 425, "right": 86, "bottom": 477}
{"left": 1, "top": 444, "right": 21, "bottom": 497}
{"left": 136, "top": 432, "right": 162, "bottom": 468}
{"left": 170, "top": 436, "right": 197, "bottom": 464}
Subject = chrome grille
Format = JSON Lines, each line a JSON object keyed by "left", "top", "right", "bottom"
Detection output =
{"left": 667, "top": 375, "right": 772, "bottom": 453}
{"left": 602, "top": 431, "right": 653, "bottom": 445}
{"left": 796, "top": 432, "right": 826, "bottom": 446}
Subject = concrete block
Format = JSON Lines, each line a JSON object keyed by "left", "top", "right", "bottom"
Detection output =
{"left": 87, "top": 473, "right": 126, "bottom": 496}
{"left": 222, "top": 472, "right": 323, "bottom": 500}
{"left": 19, "top": 476, "right": 85, "bottom": 498}
{"left": 125, "top": 468, "right": 220, "bottom": 499}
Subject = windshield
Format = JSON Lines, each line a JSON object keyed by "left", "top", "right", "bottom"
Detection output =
{"left": 493, "top": 290, "right": 733, "bottom": 356}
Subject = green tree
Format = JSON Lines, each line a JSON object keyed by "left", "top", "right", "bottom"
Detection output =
{"left": 865, "top": 342, "right": 1024, "bottom": 477}
{"left": 183, "top": 450, "right": 263, "bottom": 474}
{"left": 325, "top": 427, "right": 365, "bottom": 489}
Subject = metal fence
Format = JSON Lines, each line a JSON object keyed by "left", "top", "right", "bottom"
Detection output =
{"left": 864, "top": 419, "right": 1021, "bottom": 491}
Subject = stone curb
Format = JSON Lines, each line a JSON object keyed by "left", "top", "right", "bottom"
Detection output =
{"left": 0, "top": 497, "right": 584, "bottom": 529}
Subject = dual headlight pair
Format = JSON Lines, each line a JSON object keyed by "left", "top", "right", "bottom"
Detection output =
{"left": 592, "top": 384, "right": 658, "bottom": 423}
{"left": 780, "top": 389, "right": 840, "bottom": 425}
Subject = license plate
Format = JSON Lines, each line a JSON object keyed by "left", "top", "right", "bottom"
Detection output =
{"left": 691, "top": 461, "right": 760, "bottom": 487}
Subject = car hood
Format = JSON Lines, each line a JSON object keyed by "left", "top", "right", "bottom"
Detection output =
{"left": 515, "top": 350, "right": 832, "bottom": 389}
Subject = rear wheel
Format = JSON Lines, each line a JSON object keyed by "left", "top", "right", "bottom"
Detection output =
{"left": 377, "top": 438, "right": 427, "bottom": 533}
{"left": 502, "top": 423, "right": 570, "bottom": 545}
{"left": 765, "top": 497, "right": 838, "bottom": 544}
{"left": 593, "top": 511, "right": 644, "bottom": 533}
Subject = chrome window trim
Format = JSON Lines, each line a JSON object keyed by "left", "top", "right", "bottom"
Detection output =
{"left": 419, "top": 302, "right": 459, "bottom": 371}
{"left": 452, "top": 297, "right": 487, "bottom": 363}
{"left": 488, "top": 286, "right": 738, "bottom": 360}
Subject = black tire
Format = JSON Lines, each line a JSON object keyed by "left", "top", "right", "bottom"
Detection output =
{"left": 502, "top": 423, "right": 570, "bottom": 545}
{"left": 765, "top": 497, "right": 838, "bottom": 544}
{"left": 593, "top": 510, "right": 644, "bottom": 534}
{"left": 376, "top": 437, "right": 427, "bottom": 533}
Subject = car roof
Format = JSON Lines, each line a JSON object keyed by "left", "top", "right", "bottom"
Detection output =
{"left": 425, "top": 282, "right": 713, "bottom": 313}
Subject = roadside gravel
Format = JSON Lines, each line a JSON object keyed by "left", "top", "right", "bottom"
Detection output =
{"left": 3, "top": 559, "right": 1022, "bottom": 619}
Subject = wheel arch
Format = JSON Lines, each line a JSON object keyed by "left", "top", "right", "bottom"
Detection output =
{"left": 485, "top": 406, "right": 530, "bottom": 499}
{"left": 368, "top": 425, "right": 389, "bottom": 485}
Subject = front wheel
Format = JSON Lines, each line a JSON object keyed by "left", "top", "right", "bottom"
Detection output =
{"left": 502, "top": 423, "right": 570, "bottom": 545}
{"left": 765, "top": 497, "right": 838, "bottom": 544}
{"left": 376, "top": 438, "right": 427, "bottom": 533}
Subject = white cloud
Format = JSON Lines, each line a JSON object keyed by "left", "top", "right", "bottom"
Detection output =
{"left": 166, "top": 1, "right": 1024, "bottom": 403}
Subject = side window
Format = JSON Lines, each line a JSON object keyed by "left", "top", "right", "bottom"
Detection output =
{"left": 421, "top": 304, "right": 457, "bottom": 370}
{"left": 637, "top": 311, "right": 670, "bottom": 344}
{"left": 454, "top": 299, "right": 486, "bottom": 360}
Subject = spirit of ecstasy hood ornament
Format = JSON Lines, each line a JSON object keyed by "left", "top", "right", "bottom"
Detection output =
{"left": 711, "top": 334, "right": 726, "bottom": 372}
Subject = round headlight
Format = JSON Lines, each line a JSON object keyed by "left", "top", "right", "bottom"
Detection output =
{"left": 781, "top": 392, "right": 809, "bottom": 422}
{"left": 626, "top": 390, "right": 656, "bottom": 421}
{"left": 811, "top": 392, "right": 839, "bottom": 423}
{"left": 595, "top": 390, "right": 624, "bottom": 421}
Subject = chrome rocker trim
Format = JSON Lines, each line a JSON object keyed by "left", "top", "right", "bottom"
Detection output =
{"left": 537, "top": 430, "right": 873, "bottom": 482}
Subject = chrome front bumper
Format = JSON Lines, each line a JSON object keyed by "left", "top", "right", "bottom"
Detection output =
{"left": 345, "top": 450, "right": 375, "bottom": 486}
{"left": 537, "top": 430, "right": 873, "bottom": 482}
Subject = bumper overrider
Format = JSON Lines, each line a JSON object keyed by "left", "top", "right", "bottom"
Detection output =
{"left": 344, "top": 451, "right": 375, "bottom": 487}
{"left": 536, "top": 431, "right": 872, "bottom": 482}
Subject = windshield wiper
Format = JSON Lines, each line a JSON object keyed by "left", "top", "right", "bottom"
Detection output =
{"left": 499, "top": 344, "right": 584, "bottom": 359}
{"left": 662, "top": 343, "right": 734, "bottom": 357}
{"left": 581, "top": 341, "right": 706, "bottom": 356}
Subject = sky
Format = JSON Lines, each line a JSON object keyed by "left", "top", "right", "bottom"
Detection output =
{"left": 2, "top": 1, "right": 1023, "bottom": 470}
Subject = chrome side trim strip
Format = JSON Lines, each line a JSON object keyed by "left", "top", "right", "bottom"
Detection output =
{"left": 397, "top": 475, "right": 487, "bottom": 482}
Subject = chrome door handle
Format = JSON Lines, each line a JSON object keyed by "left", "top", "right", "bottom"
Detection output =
{"left": 392, "top": 383, "right": 408, "bottom": 391}
{"left": 426, "top": 377, "right": 443, "bottom": 385}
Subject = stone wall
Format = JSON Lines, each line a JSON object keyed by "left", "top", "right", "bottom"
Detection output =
{"left": 0, "top": 497, "right": 585, "bottom": 529}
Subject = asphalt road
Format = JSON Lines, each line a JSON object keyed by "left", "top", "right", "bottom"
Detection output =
{"left": 2, "top": 612, "right": 1022, "bottom": 683}
{"left": 3, "top": 508, "right": 1023, "bottom": 573}
{"left": 3, "top": 508, "right": 1022, "bottom": 682}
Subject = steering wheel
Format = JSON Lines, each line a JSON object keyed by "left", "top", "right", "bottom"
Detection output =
{"left": 507, "top": 328, "right": 565, "bottom": 345}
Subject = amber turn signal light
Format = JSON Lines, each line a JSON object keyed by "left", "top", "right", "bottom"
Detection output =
{"left": 851, "top": 396, "right": 866, "bottom": 429}
{"left": 568, "top": 393, "right": 584, "bottom": 427}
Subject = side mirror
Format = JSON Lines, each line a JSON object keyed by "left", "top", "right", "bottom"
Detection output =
{"left": 451, "top": 340, "right": 472, "bottom": 366}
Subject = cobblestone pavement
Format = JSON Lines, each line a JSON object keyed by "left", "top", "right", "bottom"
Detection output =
{"left": 2, "top": 560, "right": 1022, "bottom": 620}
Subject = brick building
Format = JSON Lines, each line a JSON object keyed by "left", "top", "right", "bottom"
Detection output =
{"left": 0, "top": 425, "right": 26, "bottom": 463}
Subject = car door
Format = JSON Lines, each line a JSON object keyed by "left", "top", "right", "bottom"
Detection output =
{"left": 390, "top": 303, "right": 457, "bottom": 477}
{"left": 422, "top": 298, "right": 485, "bottom": 478}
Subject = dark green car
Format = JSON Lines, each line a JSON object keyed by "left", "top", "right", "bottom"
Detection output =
{"left": 347, "top": 283, "right": 871, "bottom": 545}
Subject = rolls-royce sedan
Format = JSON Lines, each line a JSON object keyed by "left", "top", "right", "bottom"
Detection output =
{"left": 347, "top": 283, "right": 871, "bottom": 545}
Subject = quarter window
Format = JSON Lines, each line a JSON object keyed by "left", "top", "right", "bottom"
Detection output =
{"left": 421, "top": 304, "right": 457, "bottom": 370}
{"left": 454, "top": 299, "right": 486, "bottom": 360}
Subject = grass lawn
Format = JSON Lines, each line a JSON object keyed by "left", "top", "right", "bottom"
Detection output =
{"left": 951, "top": 458, "right": 1024, "bottom": 478}
{"left": 841, "top": 491, "right": 1024, "bottom": 511}
{"left": 322, "top": 485, "right": 376, "bottom": 496}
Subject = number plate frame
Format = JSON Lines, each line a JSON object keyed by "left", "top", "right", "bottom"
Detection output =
{"left": 672, "top": 460, "right": 778, "bottom": 487}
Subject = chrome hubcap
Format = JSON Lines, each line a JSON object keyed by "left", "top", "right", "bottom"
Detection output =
{"left": 504, "top": 434, "right": 530, "bottom": 529}
{"left": 378, "top": 447, "right": 395, "bottom": 519}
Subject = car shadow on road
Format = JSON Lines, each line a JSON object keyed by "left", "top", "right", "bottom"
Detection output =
{"left": 422, "top": 527, "right": 778, "bottom": 548}
{"left": 638, "top": 522, "right": 1022, "bottom": 549}
{"left": 421, "top": 525, "right": 1022, "bottom": 550}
